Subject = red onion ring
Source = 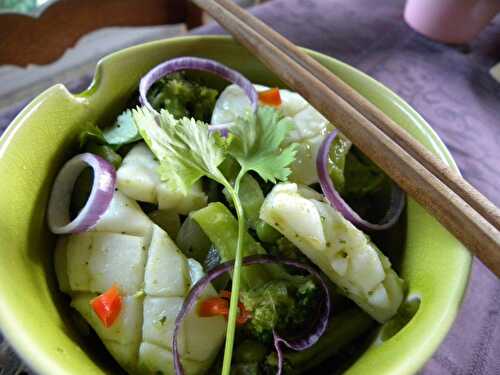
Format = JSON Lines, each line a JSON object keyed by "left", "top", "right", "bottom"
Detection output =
{"left": 317, "top": 131, "right": 405, "bottom": 231}
{"left": 207, "top": 122, "right": 230, "bottom": 137}
{"left": 139, "top": 56, "right": 258, "bottom": 118}
{"left": 47, "top": 153, "right": 116, "bottom": 234}
{"left": 173, "top": 255, "right": 330, "bottom": 375}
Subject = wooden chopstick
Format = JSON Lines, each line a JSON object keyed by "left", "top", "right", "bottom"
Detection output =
{"left": 212, "top": 0, "right": 500, "bottom": 233}
{"left": 191, "top": 0, "right": 500, "bottom": 276}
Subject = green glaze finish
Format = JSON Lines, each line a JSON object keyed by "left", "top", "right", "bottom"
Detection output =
{"left": 0, "top": 36, "right": 471, "bottom": 375}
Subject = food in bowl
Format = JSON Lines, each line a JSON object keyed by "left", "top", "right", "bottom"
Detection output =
{"left": 47, "top": 57, "right": 407, "bottom": 375}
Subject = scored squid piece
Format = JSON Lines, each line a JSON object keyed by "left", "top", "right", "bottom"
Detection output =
{"left": 62, "top": 231, "right": 148, "bottom": 295}
{"left": 55, "top": 205, "right": 226, "bottom": 375}
{"left": 92, "top": 190, "right": 153, "bottom": 239}
{"left": 116, "top": 142, "right": 207, "bottom": 215}
{"left": 144, "top": 224, "right": 189, "bottom": 297}
{"left": 260, "top": 183, "right": 404, "bottom": 323}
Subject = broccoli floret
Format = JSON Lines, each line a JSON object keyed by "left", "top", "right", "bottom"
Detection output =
{"left": 240, "top": 277, "right": 318, "bottom": 344}
{"left": 146, "top": 72, "right": 219, "bottom": 122}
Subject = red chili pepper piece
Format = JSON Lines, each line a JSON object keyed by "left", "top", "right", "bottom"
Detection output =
{"left": 198, "top": 290, "right": 250, "bottom": 326}
{"left": 258, "top": 88, "right": 282, "bottom": 106}
{"left": 90, "top": 284, "right": 123, "bottom": 328}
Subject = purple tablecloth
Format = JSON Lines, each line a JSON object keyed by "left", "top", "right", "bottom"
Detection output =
{"left": 0, "top": 0, "right": 499, "bottom": 374}
{"left": 194, "top": 1, "right": 500, "bottom": 374}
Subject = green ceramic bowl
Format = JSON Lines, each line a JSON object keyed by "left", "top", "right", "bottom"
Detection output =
{"left": 0, "top": 36, "right": 471, "bottom": 375}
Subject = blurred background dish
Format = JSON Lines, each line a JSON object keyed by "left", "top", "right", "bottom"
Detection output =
{"left": 404, "top": 0, "right": 500, "bottom": 44}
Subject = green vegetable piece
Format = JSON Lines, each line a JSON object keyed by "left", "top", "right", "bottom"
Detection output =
{"left": 240, "top": 278, "right": 317, "bottom": 344}
{"left": 237, "top": 175, "right": 265, "bottom": 228}
{"left": 224, "top": 174, "right": 265, "bottom": 229}
{"left": 175, "top": 215, "right": 212, "bottom": 263}
{"left": 327, "top": 137, "right": 387, "bottom": 198}
{"left": 344, "top": 149, "right": 386, "bottom": 197}
{"left": 191, "top": 202, "right": 287, "bottom": 290}
{"left": 255, "top": 220, "right": 281, "bottom": 244}
{"left": 269, "top": 237, "right": 310, "bottom": 266}
{"left": 192, "top": 85, "right": 219, "bottom": 122}
{"left": 148, "top": 210, "right": 181, "bottom": 239}
{"left": 102, "top": 109, "right": 142, "bottom": 147}
{"left": 148, "top": 74, "right": 192, "bottom": 119}
{"left": 218, "top": 157, "right": 240, "bottom": 181}
{"left": 146, "top": 73, "right": 219, "bottom": 122}
{"left": 85, "top": 142, "right": 122, "bottom": 169}
{"left": 235, "top": 340, "right": 268, "bottom": 364}
{"left": 328, "top": 134, "right": 351, "bottom": 194}
{"left": 279, "top": 308, "right": 374, "bottom": 373}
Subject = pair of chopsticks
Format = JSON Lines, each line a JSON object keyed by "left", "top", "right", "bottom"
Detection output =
{"left": 191, "top": 0, "right": 500, "bottom": 276}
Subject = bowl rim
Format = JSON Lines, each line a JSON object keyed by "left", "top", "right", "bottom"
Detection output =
{"left": 0, "top": 35, "right": 471, "bottom": 375}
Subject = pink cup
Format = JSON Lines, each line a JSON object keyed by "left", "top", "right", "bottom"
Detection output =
{"left": 404, "top": 0, "right": 500, "bottom": 44}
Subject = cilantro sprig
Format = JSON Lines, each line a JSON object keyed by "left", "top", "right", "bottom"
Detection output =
{"left": 228, "top": 106, "right": 298, "bottom": 184}
{"left": 133, "top": 105, "right": 297, "bottom": 375}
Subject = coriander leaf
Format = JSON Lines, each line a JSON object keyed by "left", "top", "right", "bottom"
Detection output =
{"left": 132, "top": 107, "right": 225, "bottom": 194}
{"left": 168, "top": 116, "right": 226, "bottom": 180}
{"left": 228, "top": 106, "right": 298, "bottom": 183}
{"left": 79, "top": 124, "right": 106, "bottom": 149}
{"left": 103, "top": 109, "right": 142, "bottom": 147}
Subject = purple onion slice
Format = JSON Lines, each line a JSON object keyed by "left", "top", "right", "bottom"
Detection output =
{"left": 47, "top": 153, "right": 116, "bottom": 234}
{"left": 317, "top": 131, "right": 405, "bottom": 231}
{"left": 139, "top": 56, "right": 258, "bottom": 117}
{"left": 173, "top": 255, "right": 330, "bottom": 375}
{"left": 207, "top": 122, "right": 230, "bottom": 137}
